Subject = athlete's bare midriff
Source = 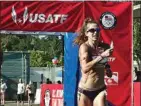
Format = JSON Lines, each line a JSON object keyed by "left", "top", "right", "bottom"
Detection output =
{"left": 79, "top": 64, "right": 105, "bottom": 91}
{"left": 78, "top": 43, "right": 108, "bottom": 91}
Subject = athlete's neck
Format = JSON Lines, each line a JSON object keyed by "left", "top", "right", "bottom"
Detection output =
{"left": 87, "top": 41, "right": 98, "bottom": 49}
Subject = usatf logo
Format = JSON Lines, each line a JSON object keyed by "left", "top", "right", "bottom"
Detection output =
{"left": 100, "top": 12, "right": 117, "bottom": 29}
{"left": 11, "top": 6, "right": 28, "bottom": 24}
{"left": 11, "top": 6, "right": 68, "bottom": 24}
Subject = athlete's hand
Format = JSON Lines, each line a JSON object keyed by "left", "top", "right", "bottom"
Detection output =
{"left": 109, "top": 41, "right": 114, "bottom": 52}
{"left": 101, "top": 41, "right": 114, "bottom": 58}
{"left": 101, "top": 49, "right": 111, "bottom": 57}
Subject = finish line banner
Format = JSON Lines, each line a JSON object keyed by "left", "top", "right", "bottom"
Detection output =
{"left": 0, "top": 1, "right": 132, "bottom": 106}
{"left": 0, "top": 1, "right": 84, "bottom": 32}
{"left": 40, "top": 84, "right": 63, "bottom": 106}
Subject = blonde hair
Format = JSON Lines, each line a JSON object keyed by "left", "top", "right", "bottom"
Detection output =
{"left": 74, "top": 18, "right": 98, "bottom": 46}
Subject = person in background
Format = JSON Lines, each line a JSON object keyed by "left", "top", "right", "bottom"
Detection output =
{"left": 57, "top": 80, "right": 62, "bottom": 84}
{"left": 134, "top": 67, "right": 141, "bottom": 82}
{"left": 0, "top": 37, "right": 3, "bottom": 67}
{"left": 1, "top": 79, "right": 7, "bottom": 106}
{"left": 0, "top": 38, "right": 6, "bottom": 106}
{"left": 46, "top": 78, "right": 52, "bottom": 84}
{"left": 17, "top": 79, "right": 25, "bottom": 106}
{"left": 46, "top": 78, "right": 50, "bottom": 84}
{"left": 26, "top": 81, "right": 35, "bottom": 106}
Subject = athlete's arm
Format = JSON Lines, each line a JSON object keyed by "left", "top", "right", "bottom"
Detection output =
{"left": 79, "top": 44, "right": 103, "bottom": 73}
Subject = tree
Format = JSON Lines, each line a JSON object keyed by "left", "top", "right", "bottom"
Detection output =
{"left": 1, "top": 35, "right": 64, "bottom": 67}
{"left": 133, "top": 1, "right": 141, "bottom": 70}
{"left": 133, "top": 1, "right": 141, "bottom": 5}
{"left": 1, "top": 35, "right": 33, "bottom": 51}
{"left": 133, "top": 20, "right": 141, "bottom": 70}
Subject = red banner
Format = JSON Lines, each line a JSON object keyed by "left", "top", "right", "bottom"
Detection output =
{"left": 133, "top": 82, "right": 141, "bottom": 106}
{"left": 0, "top": 1, "right": 84, "bottom": 32}
{"left": 40, "top": 84, "right": 63, "bottom": 106}
{"left": 0, "top": 1, "right": 132, "bottom": 106}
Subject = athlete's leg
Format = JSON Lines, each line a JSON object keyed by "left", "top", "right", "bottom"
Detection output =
{"left": 77, "top": 91, "right": 92, "bottom": 106}
{"left": 93, "top": 90, "right": 107, "bottom": 106}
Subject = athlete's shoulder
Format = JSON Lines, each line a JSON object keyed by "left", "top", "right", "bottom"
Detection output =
{"left": 80, "top": 43, "right": 89, "bottom": 50}
{"left": 79, "top": 43, "right": 89, "bottom": 57}
{"left": 79, "top": 43, "right": 89, "bottom": 54}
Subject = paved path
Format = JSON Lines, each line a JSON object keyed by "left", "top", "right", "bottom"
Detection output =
{"left": 1, "top": 101, "right": 39, "bottom": 106}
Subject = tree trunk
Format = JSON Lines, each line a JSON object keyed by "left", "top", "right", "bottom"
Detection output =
{"left": 137, "top": 58, "right": 141, "bottom": 71}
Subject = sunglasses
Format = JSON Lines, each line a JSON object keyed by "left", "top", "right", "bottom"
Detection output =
{"left": 87, "top": 28, "right": 100, "bottom": 33}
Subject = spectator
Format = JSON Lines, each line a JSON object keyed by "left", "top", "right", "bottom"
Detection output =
{"left": 1, "top": 79, "right": 7, "bottom": 106}
{"left": 17, "top": 79, "right": 25, "bottom": 106}
{"left": 57, "top": 80, "right": 62, "bottom": 84}
{"left": 46, "top": 78, "right": 50, "bottom": 84}
{"left": 46, "top": 78, "right": 52, "bottom": 84}
{"left": 40, "top": 81, "right": 43, "bottom": 85}
{"left": 26, "top": 81, "right": 35, "bottom": 106}
{"left": 49, "top": 80, "right": 52, "bottom": 84}
{"left": 134, "top": 67, "right": 141, "bottom": 82}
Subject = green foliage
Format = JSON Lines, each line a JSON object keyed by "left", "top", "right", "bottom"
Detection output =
{"left": 133, "top": 20, "right": 141, "bottom": 62}
{"left": 1, "top": 35, "right": 33, "bottom": 51}
{"left": 133, "top": 1, "right": 141, "bottom": 5}
{"left": 1, "top": 35, "right": 64, "bottom": 67}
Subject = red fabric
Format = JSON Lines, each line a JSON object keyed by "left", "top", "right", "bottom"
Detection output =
{"left": 134, "top": 82, "right": 141, "bottom": 106}
{"left": 40, "top": 84, "right": 63, "bottom": 106}
{"left": 0, "top": 1, "right": 84, "bottom": 32}
{"left": 86, "top": 2, "right": 132, "bottom": 106}
{"left": 0, "top": 1, "right": 132, "bottom": 106}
